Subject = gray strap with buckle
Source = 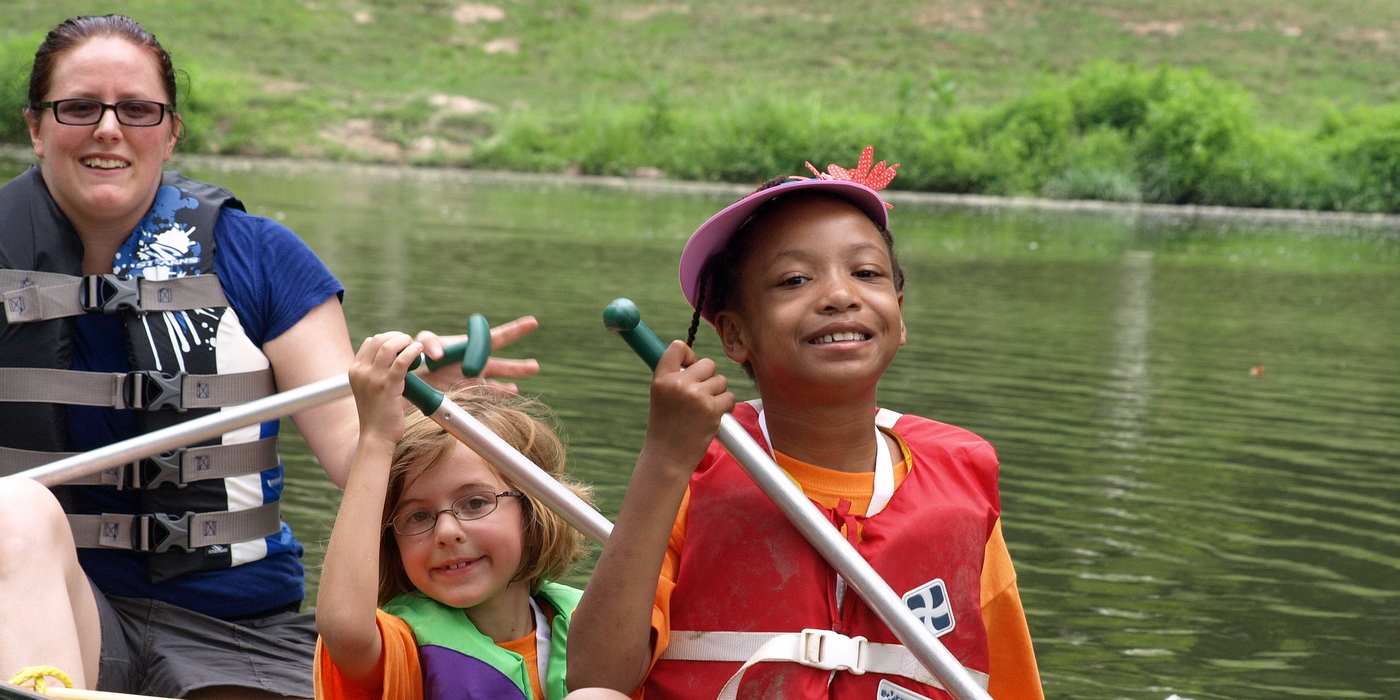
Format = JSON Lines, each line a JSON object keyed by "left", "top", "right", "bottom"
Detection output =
{"left": 57, "top": 436, "right": 280, "bottom": 487}
{"left": 0, "top": 367, "right": 275, "bottom": 409}
{"left": 1, "top": 270, "right": 229, "bottom": 323}
{"left": 68, "top": 502, "right": 282, "bottom": 552}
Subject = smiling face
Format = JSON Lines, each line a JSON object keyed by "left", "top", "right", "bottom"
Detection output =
{"left": 392, "top": 443, "right": 529, "bottom": 615}
{"left": 26, "top": 36, "right": 179, "bottom": 234}
{"left": 714, "top": 195, "right": 906, "bottom": 400}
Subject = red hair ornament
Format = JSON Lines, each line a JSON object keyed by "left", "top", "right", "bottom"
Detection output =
{"left": 805, "top": 145, "right": 900, "bottom": 208}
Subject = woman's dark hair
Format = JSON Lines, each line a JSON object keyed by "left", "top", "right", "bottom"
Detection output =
{"left": 27, "top": 15, "right": 178, "bottom": 109}
{"left": 684, "top": 178, "right": 906, "bottom": 347}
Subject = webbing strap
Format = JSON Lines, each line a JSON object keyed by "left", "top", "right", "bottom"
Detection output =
{"left": 660, "top": 629, "right": 989, "bottom": 700}
{"left": 0, "top": 368, "right": 275, "bottom": 410}
{"left": 63, "top": 436, "right": 279, "bottom": 488}
{"left": 67, "top": 502, "right": 281, "bottom": 553}
{"left": 0, "top": 368, "right": 124, "bottom": 406}
{"left": 1, "top": 270, "right": 228, "bottom": 323}
{"left": 178, "top": 370, "right": 277, "bottom": 409}
{"left": 0, "top": 447, "right": 80, "bottom": 475}
{"left": 0, "top": 271, "right": 81, "bottom": 323}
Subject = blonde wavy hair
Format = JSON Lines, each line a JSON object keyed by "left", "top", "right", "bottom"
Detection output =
{"left": 376, "top": 388, "right": 593, "bottom": 605}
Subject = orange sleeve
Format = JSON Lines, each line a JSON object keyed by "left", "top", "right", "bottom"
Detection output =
{"left": 647, "top": 487, "right": 689, "bottom": 672}
{"left": 314, "top": 610, "right": 423, "bottom": 700}
{"left": 980, "top": 520, "right": 1045, "bottom": 700}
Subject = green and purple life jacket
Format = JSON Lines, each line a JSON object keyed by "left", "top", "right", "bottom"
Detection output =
{"left": 382, "top": 581, "right": 581, "bottom": 700}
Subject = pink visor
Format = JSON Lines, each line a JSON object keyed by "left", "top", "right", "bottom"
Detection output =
{"left": 679, "top": 179, "right": 890, "bottom": 320}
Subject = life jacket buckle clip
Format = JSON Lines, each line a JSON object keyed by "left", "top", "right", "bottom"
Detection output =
{"left": 798, "top": 629, "right": 868, "bottom": 674}
{"left": 135, "top": 511, "right": 193, "bottom": 553}
{"left": 82, "top": 274, "right": 143, "bottom": 313}
{"left": 130, "top": 449, "right": 188, "bottom": 489}
{"left": 124, "top": 370, "right": 186, "bottom": 412}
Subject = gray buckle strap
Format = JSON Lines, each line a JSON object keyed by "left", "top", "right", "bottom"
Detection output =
{"left": 62, "top": 437, "right": 279, "bottom": 488}
{"left": 87, "top": 274, "right": 229, "bottom": 313}
{"left": 661, "top": 629, "right": 990, "bottom": 700}
{"left": 0, "top": 368, "right": 275, "bottom": 410}
{"left": 0, "top": 446, "right": 81, "bottom": 476}
{"left": 0, "top": 270, "right": 228, "bottom": 323}
{"left": 68, "top": 502, "right": 281, "bottom": 553}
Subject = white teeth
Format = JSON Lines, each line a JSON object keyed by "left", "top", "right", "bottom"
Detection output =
{"left": 81, "top": 157, "right": 128, "bottom": 169}
{"left": 445, "top": 561, "right": 469, "bottom": 570}
{"left": 813, "top": 332, "right": 869, "bottom": 344}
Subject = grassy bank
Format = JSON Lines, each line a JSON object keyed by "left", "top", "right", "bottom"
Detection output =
{"left": 3, "top": 1, "right": 1400, "bottom": 211}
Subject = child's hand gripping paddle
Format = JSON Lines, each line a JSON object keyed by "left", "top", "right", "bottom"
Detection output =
{"left": 402, "top": 314, "right": 614, "bottom": 545}
{"left": 603, "top": 298, "right": 993, "bottom": 700}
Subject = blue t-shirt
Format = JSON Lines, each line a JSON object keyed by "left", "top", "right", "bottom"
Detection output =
{"left": 66, "top": 206, "right": 344, "bottom": 618}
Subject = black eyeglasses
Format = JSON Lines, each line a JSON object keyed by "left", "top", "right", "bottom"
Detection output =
{"left": 34, "top": 99, "right": 175, "bottom": 127}
{"left": 389, "top": 491, "right": 525, "bottom": 536}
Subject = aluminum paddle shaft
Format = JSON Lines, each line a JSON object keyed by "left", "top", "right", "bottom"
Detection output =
{"left": 603, "top": 298, "right": 993, "bottom": 700}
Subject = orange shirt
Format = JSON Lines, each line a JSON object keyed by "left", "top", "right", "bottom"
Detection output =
{"left": 497, "top": 629, "right": 545, "bottom": 700}
{"left": 647, "top": 433, "right": 1045, "bottom": 700}
{"left": 315, "top": 611, "right": 421, "bottom": 700}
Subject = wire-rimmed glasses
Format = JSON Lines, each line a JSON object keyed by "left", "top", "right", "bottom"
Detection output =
{"left": 389, "top": 490, "right": 525, "bottom": 536}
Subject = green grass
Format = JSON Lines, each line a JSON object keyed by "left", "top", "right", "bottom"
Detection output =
{"left": 5, "top": 1, "right": 1400, "bottom": 210}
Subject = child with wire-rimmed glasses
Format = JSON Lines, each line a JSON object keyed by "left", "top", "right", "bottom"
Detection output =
{"left": 315, "top": 332, "right": 593, "bottom": 700}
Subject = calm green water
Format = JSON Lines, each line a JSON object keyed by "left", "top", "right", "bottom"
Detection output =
{"left": 17, "top": 158, "right": 1398, "bottom": 699}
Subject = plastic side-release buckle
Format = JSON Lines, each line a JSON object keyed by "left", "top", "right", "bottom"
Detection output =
{"left": 135, "top": 512, "right": 193, "bottom": 553}
{"left": 799, "top": 629, "right": 868, "bottom": 674}
{"left": 82, "top": 274, "right": 142, "bottom": 313}
{"left": 124, "top": 370, "right": 185, "bottom": 411}
{"left": 130, "top": 449, "right": 187, "bottom": 489}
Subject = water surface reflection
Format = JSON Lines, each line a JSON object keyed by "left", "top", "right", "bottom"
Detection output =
{"left": 174, "top": 164, "right": 1400, "bottom": 699}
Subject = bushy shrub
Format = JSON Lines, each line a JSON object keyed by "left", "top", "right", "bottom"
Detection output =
{"left": 1041, "top": 127, "right": 1140, "bottom": 202}
{"left": 1133, "top": 69, "right": 1258, "bottom": 203}
{"left": 0, "top": 34, "right": 40, "bottom": 145}
{"left": 1322, "top": 105, "right": 1400, "bottom": 212}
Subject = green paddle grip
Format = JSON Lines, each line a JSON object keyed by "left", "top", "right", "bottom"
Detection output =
{"left": 403, "top": 373, "right": 444, "bottom": 414}
{"left": 402, "top": 313, "right": 493, "bottom": 414}
{"left": 603, "top": 298, "right": 668, "bottom": 371}
{"left": 408, "top": 313, "right": 492, "bottom": 375}
{"left": 460, "top": 313, "right": 493, "bottom": 378}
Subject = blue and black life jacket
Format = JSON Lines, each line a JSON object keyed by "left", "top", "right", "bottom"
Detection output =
{"left": 0, "top": 167, "right": 284, "bottom": 583}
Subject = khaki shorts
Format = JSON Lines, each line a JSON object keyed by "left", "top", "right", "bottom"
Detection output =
{"left": 91, "top": 579, "right": 316, "bottom": 698}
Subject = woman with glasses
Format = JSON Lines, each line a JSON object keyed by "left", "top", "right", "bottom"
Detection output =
{"left": 0, "top": 15, "right": 538, "bottom": 700}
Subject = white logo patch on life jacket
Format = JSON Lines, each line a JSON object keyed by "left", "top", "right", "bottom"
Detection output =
{"left": 877, "top": 679, "right": 936, "bottom": 700}
{"left": 902, "top": 578, "right": 955, "bottom": 638}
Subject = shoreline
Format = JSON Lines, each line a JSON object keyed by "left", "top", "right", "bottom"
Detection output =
{"left": 5, "top": 146, "right": 1399, "bottom": 232}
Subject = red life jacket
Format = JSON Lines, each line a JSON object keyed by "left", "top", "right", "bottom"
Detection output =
{"left": 645, "top": 402, "right": 1000, "bottom": 700}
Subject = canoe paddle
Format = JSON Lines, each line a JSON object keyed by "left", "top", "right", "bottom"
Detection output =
{"left": 603, "top": 298, "right": 993, "bottom": 700}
